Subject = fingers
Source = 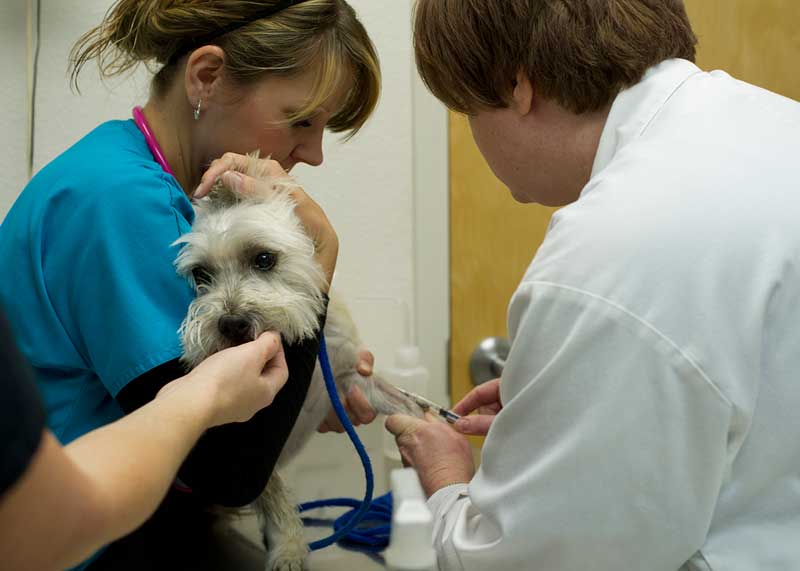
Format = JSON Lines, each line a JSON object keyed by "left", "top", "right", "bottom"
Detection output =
{"left": 318, "top": 402, "right": 345, "bottom": 433}
{"left": 262, "top": 350, "right": 289, "bottom": 402}
{"left": 453, "top": 414, "right": 495, "bottom": 436}
{"left": 317, "top": 417, "right": 340, "bottom": 434}
{"left": 316, "top": 386, "right": 376, "bottom": 434}
{"left": 356, "top": 350, "right": 375, "bottom": 377}
{"left": 346, "top": 386, "right": 377, "bottom": 424}
{"left": 253, "top": 331, "right": 282, "bottom": 362}
{"left": 252, "top": 332, "right": 288, "bottom": 401}
{"left": 452, "top": 378, "right": 501, "bottom": 416}
{"left": 195, "top": 152, "right": 250, "bottom": 198}
{"left": 385, "top": 413, "right": 426, "bottom": 437}
{"left": 194, "top": 153, "right": 287, "bottom": 198}
{"left": 218, "top": 170, "right": 292, "bottom": 202}
{"left": 220, "top": 171, "right": 262, "bottom": 198}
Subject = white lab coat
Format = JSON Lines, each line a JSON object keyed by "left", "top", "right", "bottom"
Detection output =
{"left": 429, "top": 59, "right": 800, "bottom": 570}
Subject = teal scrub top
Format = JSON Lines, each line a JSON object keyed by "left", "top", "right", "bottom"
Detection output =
{"left": 0, "top": 119, "right": 195, "bottom": 446}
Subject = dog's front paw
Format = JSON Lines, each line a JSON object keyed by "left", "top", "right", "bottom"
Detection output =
{"left": 266, "top": 538, "right": 309, "bottom": 571}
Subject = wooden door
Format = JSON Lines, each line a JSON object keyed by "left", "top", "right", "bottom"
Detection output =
{"left": 448, "top": 1, "right": 800, "bottom": 411}
{"left": 448, "top": 116, "right": 555, "bottom": 419}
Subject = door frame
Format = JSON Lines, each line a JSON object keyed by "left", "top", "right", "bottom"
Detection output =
{"left": 411, "top": 69, "right": 450, "bottom": 405}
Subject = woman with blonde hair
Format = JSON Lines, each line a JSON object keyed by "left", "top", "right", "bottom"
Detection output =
{"left": 0, "top": 1, "right": 381, "bottom": 568}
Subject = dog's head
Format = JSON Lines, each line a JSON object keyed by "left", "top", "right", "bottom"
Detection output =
{"left": 174, "top": 171, "right": 326, "bottom": 367}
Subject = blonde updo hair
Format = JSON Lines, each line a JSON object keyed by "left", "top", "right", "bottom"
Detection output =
{"left": 70, "top": 0, "right": 381, "bottom": 137}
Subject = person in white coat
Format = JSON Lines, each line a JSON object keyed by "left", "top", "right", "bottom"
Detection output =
{"left": 386, "top": 1, "right": 800, "bottom": 569}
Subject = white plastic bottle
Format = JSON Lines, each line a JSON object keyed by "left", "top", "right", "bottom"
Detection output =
{"left": 382, "top": 345, "right": 430, "bottom": 484}
{"left": 385, "top": 468, "right": 438, "bottom": 571}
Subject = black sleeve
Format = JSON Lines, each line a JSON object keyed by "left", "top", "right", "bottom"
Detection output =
{"left": 116, "top": 305, "right": 326, "bottom": 508}
{"left": 0, "top": 308, "right": 46, "bottom": 498}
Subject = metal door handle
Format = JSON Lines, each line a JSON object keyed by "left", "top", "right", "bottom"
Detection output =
{"left": 469, "top": 336, "right": 509, "bottom": 386}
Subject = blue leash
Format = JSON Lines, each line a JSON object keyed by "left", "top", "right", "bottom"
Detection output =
{"left": 298, "top": 334, "right": 392, "bottom": 551}
{"left": 299, "top": 494, "right": 393, "bottom": 551}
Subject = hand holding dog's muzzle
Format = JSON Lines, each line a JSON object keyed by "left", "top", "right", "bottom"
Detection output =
{"left": 160, "top": 332, "right": 289, "bottom": 428}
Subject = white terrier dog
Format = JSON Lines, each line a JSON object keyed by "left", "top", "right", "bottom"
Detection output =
{"left": 174, "top": 159, "right": 422, "bottom": 570}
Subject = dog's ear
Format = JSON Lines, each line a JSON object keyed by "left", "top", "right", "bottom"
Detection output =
{"left": 244, "top": 151, "right": 273, "bottom": 179}
{"left": 204, "top": 180, "right": 240, "bottom": 209}
{"left": 243, "top": 151, "right": 304, "bottom": 200}
{"left": 203, "top": 152, "right": 263, "bottom": 208}
{"left": 201, "top": 150, "right": 301, "bottom": 208}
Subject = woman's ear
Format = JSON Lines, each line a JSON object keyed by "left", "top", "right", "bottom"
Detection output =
{"left": 511, "top": 70, "right": 534, "bottom": 116}
{"left": 184, "top": 45, "right": 227, "bottom": 111}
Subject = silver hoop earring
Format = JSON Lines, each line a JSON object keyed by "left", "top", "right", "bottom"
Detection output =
{"left": 193, "top": 99, "right": 202, "bottom": 121}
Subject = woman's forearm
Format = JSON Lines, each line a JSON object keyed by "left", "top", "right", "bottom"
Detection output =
{"left": 0, "top": 328, "right": 287, "bottom": 571}
{"left": 61, "top": 377, "right": 214, "bottom": 561}
{"left": 0, "top": 379, "right": 213, "bottom": 571}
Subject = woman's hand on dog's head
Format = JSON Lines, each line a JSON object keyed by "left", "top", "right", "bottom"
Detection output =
{"left": 194, "top": 152, "right": 288, "bottom": 199}
{"left": 195, "top": 153, "right": 339, "bottom": 291}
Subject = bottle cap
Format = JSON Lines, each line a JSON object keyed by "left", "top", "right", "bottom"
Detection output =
{"left": 395, "top": 345, "right": 421, "bottom": 369}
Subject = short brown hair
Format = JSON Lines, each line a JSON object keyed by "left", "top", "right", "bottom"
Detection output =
{"left": 414, "top": 0, "right": 697, "bottom": 114}
{"left": 70, "top": 0, "right": 380, "bottom": 136}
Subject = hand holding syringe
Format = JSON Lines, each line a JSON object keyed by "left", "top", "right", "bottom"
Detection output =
{"left": 390, "top": 385, "right": 461, "bottom": 424}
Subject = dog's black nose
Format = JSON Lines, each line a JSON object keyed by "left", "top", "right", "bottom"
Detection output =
{"left": 218, "top": 314, "right": 251, "bottom": 343}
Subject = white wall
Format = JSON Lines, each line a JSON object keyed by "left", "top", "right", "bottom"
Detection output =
{"left": 1, "top": 0, "right": 449, "bottom": 403}
{"left": 0, "top": 0, "right": 29, "bottom": 215}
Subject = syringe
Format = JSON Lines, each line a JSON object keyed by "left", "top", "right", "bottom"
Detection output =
{"left": 392, "top": 386, "right": 461, "bottom": 424}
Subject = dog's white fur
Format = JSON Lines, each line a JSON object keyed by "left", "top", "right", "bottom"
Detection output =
{"left": 175, "top": 175, "right": 326, "bottom": 364}
{"left": 174, "top": 159, "right": 421, "bottom": 570}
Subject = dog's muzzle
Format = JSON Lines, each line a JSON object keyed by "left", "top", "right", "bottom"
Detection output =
{"left": 217, "top": 314, "right": 253, "bottom": 346}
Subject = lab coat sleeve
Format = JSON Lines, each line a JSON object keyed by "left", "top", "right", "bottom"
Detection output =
{"left": 427, "top": 484, "right": 471, "bottom": 566}
{"left": 430, "top": 281, "right": 733, "bottom": 570}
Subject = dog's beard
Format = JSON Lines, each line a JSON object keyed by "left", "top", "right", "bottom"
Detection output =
{"left": 179, "top": 277, "right": 325, "bottom": 367}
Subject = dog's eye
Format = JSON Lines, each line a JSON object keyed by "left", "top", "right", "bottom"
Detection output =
{"left": 253, "top": 252, "right": 277, "bottom": 272}
{"left": 192, "top": 266, "right": 212, "bottom": 286}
